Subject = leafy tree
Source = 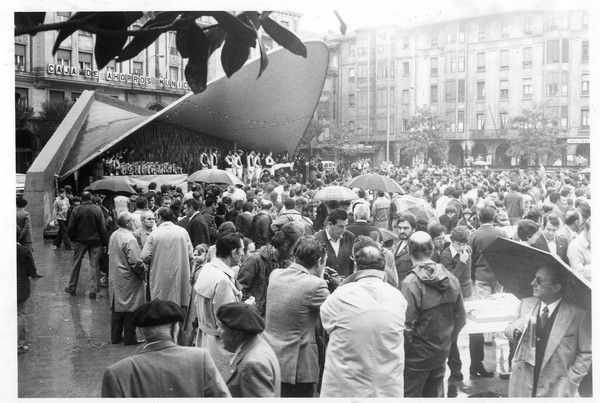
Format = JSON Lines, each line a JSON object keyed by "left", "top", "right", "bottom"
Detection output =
{"left": 15, "top": 11, "right": 346, "bottom": 94}
{"left": 15, "top": 101, "right": 33, "bottom": 128}
{"left": 316, "top": 120, "right": 366, "bottom": 162}
{"left": 33, "top": 100, "right": 74, "bottom": 151}
{"left": 398, "top": 105, "right": 448, "bottom": 164}
{"left": 506, "top": 103, "right": 565, "bottom": 165}
{"left": 298, "top": 117, "right": 326, "bottom": 149}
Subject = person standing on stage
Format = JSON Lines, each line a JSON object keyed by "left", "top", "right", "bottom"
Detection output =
{"left": 210, "top": 148, "right": 219, "bottom": 169}
{"left": 246, "top": 151, "right": 256, "bottom": 184}
{"left": 253, "top": 151, "right": 262, "bottom": 185}
{"left": 265, "top": 151, "right": 275, "bottom": 176}
{"left": 225, "top": 150, "right": 235, "bottom": 176}
{"left": 199, "top": 148, "right": 209, "bottom": 170}
{"left": 234, "top": 150, "right": 244, "bottom": 180}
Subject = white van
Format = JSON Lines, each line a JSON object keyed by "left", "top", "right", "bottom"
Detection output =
{"left": 322, "top": 161, "right": 337, "bottom": 172}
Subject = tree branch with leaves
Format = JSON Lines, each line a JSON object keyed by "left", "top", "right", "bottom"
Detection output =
{"left": 398, "top": 105, "right": 448, "bottom": 164}
{"left": 506, "top": 103, "right": 565, "bottom": 166}
{"left": 15, "top": 11, "right": 346, "bottom": 94}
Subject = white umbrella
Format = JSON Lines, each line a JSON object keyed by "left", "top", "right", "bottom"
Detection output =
{"left": 187, "top": 169, "right": 244, "bottom": 186}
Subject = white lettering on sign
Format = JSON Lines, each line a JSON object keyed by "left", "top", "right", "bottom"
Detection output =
{"left": 45, "top": 64, "right": 189, "bottom": 90}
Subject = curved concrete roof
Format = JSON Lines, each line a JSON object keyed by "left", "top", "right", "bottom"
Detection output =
{"left": 57, "top": 41, "right": 329, "bottom": 178}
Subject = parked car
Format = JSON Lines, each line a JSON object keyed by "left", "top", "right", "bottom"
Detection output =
{"left": 16, "top": 173, "right": 26, "bottom": 197}
{"left": 321, "top": 160, "right": 337, "bottom": 172}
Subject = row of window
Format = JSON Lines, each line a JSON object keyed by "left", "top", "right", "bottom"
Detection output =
{"left": 347, "top": 74, "right": 589, "bottom": 109}
{"left": 469, "top": 107, "right": 590, "bottom": 132}
{"left": 342, "top": 107, "right": 590, "bottom": 135}
{"left": 347, "top": 14, "right": 588, "bottom": 56}
{"left": 14, "top": 44, "right": 182, "bottom": 80}
{"left": 344, "top": 40, "right": 588, "bottom": 83}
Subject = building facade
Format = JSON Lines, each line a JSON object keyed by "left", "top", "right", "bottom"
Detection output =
{"left": 322, "top": 10, "right": 590, "bottom": 167}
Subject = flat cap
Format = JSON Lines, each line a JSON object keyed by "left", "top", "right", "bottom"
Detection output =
{"left": 131, "top": 299, "right": 184, "bottom": 327}
{"left": 217, "top": 302, "right": 265, "bottom": 334}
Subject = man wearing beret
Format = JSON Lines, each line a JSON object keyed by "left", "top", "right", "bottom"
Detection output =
{"left": 101, "top": 299, "right": 230, "bottom": 397}
{"left": 217, "top": 302, "right": 281, "bottom": 397}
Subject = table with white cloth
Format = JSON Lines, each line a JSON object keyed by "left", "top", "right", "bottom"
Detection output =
{"left": 460, "top": 293, "right": 520, "bottom": 334}
{"left": 459, "top": 293, "right": 520, "bottom": 375}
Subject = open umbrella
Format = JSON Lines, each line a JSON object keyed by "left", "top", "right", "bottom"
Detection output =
{"left": 313, "top": 186, "right": 358, "bottom": 202}
{"left": 392, "top": 195, "right": 436, "bottom": 220}
{"left": 346, "top": 173, "right": 405, "bottom": 194}
{"left": 86, "top": 177, "right": 136, "bottom": 194}
{"left": 483, "top": 237, "right": 590, "bottom": 309}
{"left": 379, "top": 228, "right": 398, "bottom": 243}
{"left": 187, "top": 169, "right": 243, "bottom": 186}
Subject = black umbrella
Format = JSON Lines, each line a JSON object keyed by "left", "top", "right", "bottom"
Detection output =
{"left": 85, "top": 177, "right": 136, "bottom": 195}
{"left": 483, "top": 237, "right": 590, "bottom": 309}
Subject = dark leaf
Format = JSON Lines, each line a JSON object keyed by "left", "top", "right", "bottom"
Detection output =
{"left": 15, "top": 12, "right": 46, "bottom": 35}
{"left": 237, "top": 11, "right": 261, "bottom": 30}
{"left": 204, "top": 11, "right": 255, "bottom": 46}
{"left": 187, "top": 24, "right": 210, "bottom": 66}
{"left": 94, "top": 12, "right": 142, "bottom": 70}
{"left": 205, "top": 26, "right": 226, "bottom": 56}
{"left": 245, "top": 18, "right": 268, "bottom": 79}
{"left": 261, "top": 16, "right": 307, "bottom": 58}
{"left": 333, "top": 11, "right": 347, "bottom": 35}
{"left": 220, "top": 33, "right": 252, "bottom": 78}
{"left": 176, "top": 28, "right": 191, "bottom": 58}
{"left": 117, "top": 11, "right": 180, "bottom": 63}
{"left": 52, "top": 12, "right": 95, "bottom": 54}
{"left": 185, "top": 61, "right": 208, "bottom": 93}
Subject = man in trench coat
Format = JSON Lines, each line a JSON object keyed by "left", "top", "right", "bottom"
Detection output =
{"left": 141, "top": 207, "right": 193, "bottom": 306}
{"left": 505, "top": 265, "right": 591, "bottom": 397}
{"left": 108, "top": 212, "right": 146, "bottom": 345}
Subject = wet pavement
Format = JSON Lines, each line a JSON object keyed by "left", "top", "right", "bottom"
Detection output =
{"left": 18, "top": 239, "right": 508, "bottom": 397}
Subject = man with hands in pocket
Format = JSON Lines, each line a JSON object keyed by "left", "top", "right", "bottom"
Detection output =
{"left": 505, "top": 265, "right": 591, "bottom": 397}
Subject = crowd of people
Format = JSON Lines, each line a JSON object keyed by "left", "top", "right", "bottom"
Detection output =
{"left": 17, "top": 159, "right": 592, "bottom": 397}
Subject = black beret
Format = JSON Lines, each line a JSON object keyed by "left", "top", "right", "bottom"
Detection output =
{"left": 131, "top": 299, "right": 184, "bottom": 327}
{"left": 216, "top": 302, "right": 265, "bottom": 334}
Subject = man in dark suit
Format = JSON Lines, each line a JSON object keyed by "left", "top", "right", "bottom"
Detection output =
{"left": 504, "top": 183, "right": 524, "bottom": 225}
{"left": 392, "top": 213, "right": 417, "bottom": 283}
{"left": 440, "top": 226, "right": 473, "bottom": 381}
{"left": 468, "top": 207, "right": 506, "bottom": 378}
{"left": 101, "top": 300, "right": 230, "bottom": 397}
{"left": 184, "top": 199, "right": 210, "bottom": 248}
{"left": 517, "top": 219, "right": 550, "bottom": 253}
{"left": 314, "top": 208, "right": 355, "bottom": 278}
{"left": 217, "top": 302, "right": 280, "bottom": 397}
{"left": 201, "top": 196, "right": 219, "bottom": 244}
{"left": 542, "top": 214, "right": 569, "bottom": 264}
{"left": 17, "top": 198, "right": 43, "bottom": 278}
{"left": 345, "top": 204, "right": 381, "bottom": 239}
{"left": 438, "top": 205, "right": 458, "bottom": 234}
{"left": 235, "top": 202, "right": 255, "bottom": 239}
